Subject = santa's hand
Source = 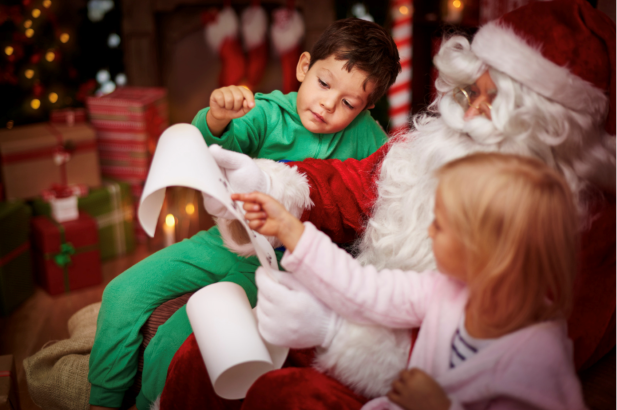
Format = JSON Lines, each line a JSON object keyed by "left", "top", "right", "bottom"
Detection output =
{"left": 209, "top": 144, "right": 270, "bottom": 194}
{"left": 255, "top": 267, "right": 341, "bottom": 349}
{"left": 201, "top": 193, "right": 237, "bottom": 219}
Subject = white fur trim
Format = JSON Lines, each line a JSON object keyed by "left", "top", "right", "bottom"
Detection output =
{"left": 241, "top": 6, "right": 268, "bottom": 50}
{"left": 219, "top": 159, "right": 313, "bottom": 256}
{"left": 472, "top": 21, "right": 608, "bottom": 118}
{"left": 314, "top": 321, "right": 411, "bottom": 398}
{"left": 271, "top": 9, "right": 305, "bottom": 55}
{"left": 204, "top": 7, "right": 239, "bottom": 52}
{"left": 149, "top": 395, "right": 160, "bottom": 410}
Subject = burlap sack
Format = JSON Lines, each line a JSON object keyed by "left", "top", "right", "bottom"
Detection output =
{"left": 23, "top": 302, "right": 101, "bottom": 410}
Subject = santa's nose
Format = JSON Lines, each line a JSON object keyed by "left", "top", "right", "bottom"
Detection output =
{"left": 464, "top": 99, "right": 492, "bottom": 120}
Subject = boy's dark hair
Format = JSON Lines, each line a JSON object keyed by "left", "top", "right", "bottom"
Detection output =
{"left": 309, "top": 18, "right": 401, "bottom": 107}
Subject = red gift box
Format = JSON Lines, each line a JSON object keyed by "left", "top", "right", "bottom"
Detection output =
{"left": 31, "top": 213, "right": 102, "bottom": 295}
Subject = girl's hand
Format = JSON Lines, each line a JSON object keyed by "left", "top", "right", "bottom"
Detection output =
{"left": 231, "top": 192, "right": 305, "bottom": 252}
{"left": 207, "top": 85, "right": 255, "bottom": 136}
{"left": 387, "top": 368, "right": 451, "bottom": 410}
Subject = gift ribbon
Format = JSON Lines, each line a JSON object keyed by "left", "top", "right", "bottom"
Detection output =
{"left": 0, "top": 242, "right": 30, "bottom": 267}
{"left": 43, "top": 217, "right": 99, "bottom": 293}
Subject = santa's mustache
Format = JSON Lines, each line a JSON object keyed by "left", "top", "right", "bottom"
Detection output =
{"left": 439, "top": 95, "right": 505, "bottom": 145}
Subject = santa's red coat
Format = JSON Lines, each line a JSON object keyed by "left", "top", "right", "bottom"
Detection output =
{"left": 160, "top": 143, "right": 615, "bottom": 409}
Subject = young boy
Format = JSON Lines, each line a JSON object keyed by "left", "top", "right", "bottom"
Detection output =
{"left": 89, "top": 18, "right": 401, "bottom": 410}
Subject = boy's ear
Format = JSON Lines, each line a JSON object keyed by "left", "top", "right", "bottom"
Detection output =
{"left": 367, "top": 103, "right": 375, "bottom": 110}
{"left": 296, "top": 52, "right": 311, "bottom": 83}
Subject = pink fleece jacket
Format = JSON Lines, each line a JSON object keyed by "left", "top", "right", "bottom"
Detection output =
{"left": 280, "top": 222, "right": 587, "bottom": 410}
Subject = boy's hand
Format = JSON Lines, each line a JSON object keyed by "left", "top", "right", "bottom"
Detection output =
{"left": 387, "top": 368, "right": 451, "bottom": 410}
{"left": 231, "top": 192, "right": 304, "bottom": 252}
{"left": 207, "top": 86, "right": 255, "bottom": 136}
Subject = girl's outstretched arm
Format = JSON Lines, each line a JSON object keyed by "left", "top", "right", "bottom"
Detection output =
{"left": 232, "top": 192, "right": 305, "bottom": 252}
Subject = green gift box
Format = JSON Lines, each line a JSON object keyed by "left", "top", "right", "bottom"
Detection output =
{"left": 0, "top": 200, "right": 34, "bottom": 316}
{"left": 31, "top": 180, "right": 136, "bottom": 261}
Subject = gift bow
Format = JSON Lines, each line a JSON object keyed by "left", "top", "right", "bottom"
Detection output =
{"left": 53, "top": 242, "right": 75, "bottom": 267}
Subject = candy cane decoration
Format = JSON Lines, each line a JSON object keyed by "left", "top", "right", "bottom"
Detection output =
{"left": 388, "top": 0, "right": 412, "bottom": 135}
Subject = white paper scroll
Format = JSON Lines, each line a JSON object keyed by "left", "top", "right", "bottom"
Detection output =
{"left": 138, "top": 123, "right": 278, "bottom": 272}
{"left": 138, "top": 123, "right": 288, "bottom": 398}
{"left": 187, "top": 283, "right": 289, "bottom": 399}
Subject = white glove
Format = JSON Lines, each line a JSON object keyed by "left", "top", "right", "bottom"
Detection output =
{"left": 255, "top": 267, "right": 342, "bottom": 349}
{"left": 202, "top": 193, "right": 237, "bottom": 219}
{"left": 209, "top": 144, "right": 270, "bottom": 194}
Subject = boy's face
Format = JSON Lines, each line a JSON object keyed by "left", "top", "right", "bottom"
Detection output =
{"left": 295, "top": 52, "right": 375, "bottom": 134}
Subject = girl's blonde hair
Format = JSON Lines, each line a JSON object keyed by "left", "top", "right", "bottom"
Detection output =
{"left": 436, "top": 153, "right": 578, "bottom": 335}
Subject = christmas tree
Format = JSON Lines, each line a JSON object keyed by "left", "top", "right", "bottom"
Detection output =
{"left": 0, "top": 0, "right": 125, "bottom": 129}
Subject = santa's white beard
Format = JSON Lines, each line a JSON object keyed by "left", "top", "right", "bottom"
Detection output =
{"left": 316, "top": 111, "right": 548, "bottom": 399}
{"left": 357, "top": 112, "right": 505, "bottom": 272}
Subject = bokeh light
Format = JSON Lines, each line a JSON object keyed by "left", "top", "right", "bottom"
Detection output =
{"left": 399, "top": 6, "right": 409, "bottom": 15}
{"left": 49, "top": 92, "right": 58, "bottom": 103}
{"left": 45, "top": 51, "right": 55, "bottom": 62}
{"left": 25, "top": 69, "right": 34, "bottom": 79}
{"left": 185, "top": 203, "right": 195, "bottom": 215}
{"left": 43, "top": 0, "right": 52, "bottom": 8}
{"left": 60, "top": 33, "right": 69, "bottom": 43}
{"left": 24, "top": 20, "right": 32, "bottom": 28}
{"left": 32, "top": 9, "right": 41, "bottom": 18}
{"left": 31, "top": 99, "right": 41, "bottom": 109}
{"left": 5, "top": 46, "right": 13, "bottom": 56}
{"left": 25, "top": 29, "right": 34, "bottom": 38}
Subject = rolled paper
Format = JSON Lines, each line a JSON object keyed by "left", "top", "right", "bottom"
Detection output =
{"left": 187, "top": 282, "right": 289, "bottom": 399}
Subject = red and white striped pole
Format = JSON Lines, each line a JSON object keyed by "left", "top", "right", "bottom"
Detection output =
{"left": 388, "top": 0, "right": 413, "bottom": 135}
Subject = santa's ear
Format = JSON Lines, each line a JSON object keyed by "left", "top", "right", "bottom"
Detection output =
{"left": 296, "top": 52, "right": 311, "bottom": 83}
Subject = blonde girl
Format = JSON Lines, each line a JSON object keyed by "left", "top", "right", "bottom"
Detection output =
{"left": 233, "top": 152, "right": 586, "bottom": 410}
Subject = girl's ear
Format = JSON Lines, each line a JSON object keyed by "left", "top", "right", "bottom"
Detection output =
{"left": 296, "top": 52, "right": 311, "bottom": 83}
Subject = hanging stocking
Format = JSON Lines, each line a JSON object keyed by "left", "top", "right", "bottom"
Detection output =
{"left": 270, "top": 4, "right": 304, "bottom": 94}
{"left": 241, "top": 1, "right": 268, "bottom": 90}
{"left": 203, "top": 6, "right": 246, "bottom": 87}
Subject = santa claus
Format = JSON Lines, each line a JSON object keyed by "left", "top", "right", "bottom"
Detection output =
{"left": 159, "top": 0, "right": 615, "bottom": 408}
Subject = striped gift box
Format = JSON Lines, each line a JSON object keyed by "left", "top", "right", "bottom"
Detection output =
{"left": 86, "top": 87, "right": 169, "bottom": 242}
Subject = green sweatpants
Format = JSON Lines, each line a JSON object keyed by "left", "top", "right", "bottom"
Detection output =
{"left": 88, "top": 226, "right": 283, "bottom": 408}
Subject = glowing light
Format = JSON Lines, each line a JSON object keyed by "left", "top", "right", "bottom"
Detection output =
{"left": 185, "top": 203, "right": 195, "bottom": 215}
{"left": 25, "top": 69, "right": 34, "bottom": 79}
{"left": 45, "top": 51, "right": 55, "bottom": 62}
{"left": 108, "top": 33, "right": 120, "bottom": 48}
{"left": 60, "top": 33, "right": 69, "bottom": 43}
{"left": 43, "top": 0, "right": 52, "bottom": 8}
{"left": 25, "top": 29, "right": 34, "bottom": 38}
{"left": 453, "top": 0, "right": 462, "bottom": 8}
{"left": 31, "top": 99, "right": 41, "bottom": 109}
{"left": 100, "top": 81, "right": 116, "bottom": 94}
{"left": 32, "top": 8, "right": 41, "bottom": 18}
{"left": 49, "top": 92, "right": 58, "bottom": 103}
{"left": 7, "top": 121, "right": 14, "bottom": 129}
{"left": 115, "top": 73, "right": 127, "bottom": 86}
{"left": 96, "top": 69, "right": 110, "bottom": 84}
{"left": 24, "top": 20, "right": 32, "bottom": 28}
{"left": 4, "top": 46, "right": 13, "bottom": 56}
{"left": 165, "top": 214, "right": 176, "bottom": 227}
{"left": 399, "top": 6, "right": 409, "bottom": 15}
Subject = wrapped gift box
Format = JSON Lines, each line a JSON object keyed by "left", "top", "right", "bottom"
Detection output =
{"left": 86, "top": 87, "right": 168, "bottom": 185}
{"left": 0, "top": 355, "right": 20, "bottom": 410}
{"left": 86, "top": 87, "right": 168, "bottom": 243}
{"left": 0, "top": 201, "right": 34, "bottom": 316}
{"left": 31, "top": 213, "right": 101, "bottom": 295}
{"left": 50, "top": 108, "right": 88, "bottom": 125}
{"left": 32, "top": 180, "right": 136, "bottom": 260}
{"left": 0, "top": 123, "right": 101, "bottom": 200}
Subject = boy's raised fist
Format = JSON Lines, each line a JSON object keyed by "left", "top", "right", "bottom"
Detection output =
{"left": 209, "top": 85, "right": 255, "bottom": 121}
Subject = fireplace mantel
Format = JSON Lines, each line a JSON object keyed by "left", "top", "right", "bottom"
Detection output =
{"left": 121, "top": 0, "right": 335, "bottom": 87}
